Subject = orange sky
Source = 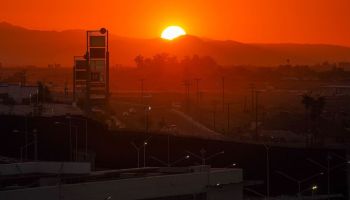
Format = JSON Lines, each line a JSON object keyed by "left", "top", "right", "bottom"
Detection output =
{"left": 2, "top": 0, "right": 350, "bottom": 46}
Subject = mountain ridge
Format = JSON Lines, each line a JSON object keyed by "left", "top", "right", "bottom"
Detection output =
{"left": 0, "top": 22, "right": 349, "bottom": 67}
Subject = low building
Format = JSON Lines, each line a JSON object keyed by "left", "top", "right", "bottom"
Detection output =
{"left": 0, "top": 83, "right": 38, "bottom": 104}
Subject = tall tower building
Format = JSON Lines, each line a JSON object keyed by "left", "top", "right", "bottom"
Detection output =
{"left": 73, "top": 28, "right": 109, "bottom": 108}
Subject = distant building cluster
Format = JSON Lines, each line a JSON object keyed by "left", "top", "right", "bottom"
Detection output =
{"left": 0, "top": 83, "right": 38, "bottom": 104}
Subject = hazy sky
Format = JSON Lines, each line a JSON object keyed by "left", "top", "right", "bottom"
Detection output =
{"left": 2, "top": 0, "right": 350, "bottom": 46}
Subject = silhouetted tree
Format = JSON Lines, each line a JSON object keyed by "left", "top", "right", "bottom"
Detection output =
{"left": 134, "top": 55, "right": 144, "bottom": 68}
{"left": 35, "top": 81, "right": 53, "bottom": 103}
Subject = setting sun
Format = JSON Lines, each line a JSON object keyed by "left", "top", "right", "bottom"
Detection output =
{"left": 161, "top": 26, "right": 186, "bottom": 40}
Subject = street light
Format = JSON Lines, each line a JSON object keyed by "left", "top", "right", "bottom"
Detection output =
{"left": 143, "top": 141, "right": 148, "bottom": 167}
{"left": 145, "top": 106, "right": 151, "bottom": 133}
{"left": 131, "top": 136, "right": 152, "bottom": 168}
{"left": 264, "top": 144, "right": 270, "bottom": 200}
{"left": 150, "top": 154, "right": 190, "bottom": 167}
{"left": 312, "top": 185, "right": 318, "bottom": 196}
{"left": 55, "top": 121, "right": 79, "bottom": 161}
{"left": 69, "top": 117, "right": 89, "bottom": 160}
{"left": 299, "top": 185, "right": 318, "bottom": 197}
{"left": 225, "top": 163, "right": 238, "bottom": 168}
{"left": 186, "top": 148, "right": 224, "bottom": 165}
{"left": 13, "top": 128, "right": 38, "bottom": 161}
{"left": 276, "top": 170, "right": 324, "bottom": 197}
{"left": 308, "top": 152, "right": 350, "bottom": 199}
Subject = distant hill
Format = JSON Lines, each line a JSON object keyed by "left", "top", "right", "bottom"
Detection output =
{"left": 0, "top": 22, "right": 350, "bottom": 67}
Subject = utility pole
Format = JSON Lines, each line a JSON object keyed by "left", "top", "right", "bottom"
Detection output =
{"left": 255, "top": 91, "right": 259, "bottom": 140}
{"left": 244, "top": 96, "right": 247, "bottom": 112}
{"left": 250, "top": 83, "right": 255, "bottom": 113}
{"left": 24, "top": 116, "right": 28, "bottom": 160}
{"left": 140, "top": 79, "right": 144, "bottom": 104}
{"left": 213, "top": 110, "right": 216, "bottom": 130}
{"left": 227, "top": 103, "right": 230, "bottom": 133}
{"left": 222, "top": 77, "right": 225, "bottom": 111}
{"left": 34, "top": 130, "right": 38, "bottom": 161}
{"left": 194, "top": 78, "right": 201, "bottom": 105}
{"left": 183, "top": 80, "right": 191, "bottom": 112}
{"left": 264, "top": 144, "right": 270, "bottom": 200}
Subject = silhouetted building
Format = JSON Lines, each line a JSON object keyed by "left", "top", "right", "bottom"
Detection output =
{"left": 73, "top": 28, "right": 110, "bottom": 109}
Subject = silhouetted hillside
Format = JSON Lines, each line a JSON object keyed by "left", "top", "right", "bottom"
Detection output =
{"left": 1, "top": 22, "right": 350, "bottom": 67}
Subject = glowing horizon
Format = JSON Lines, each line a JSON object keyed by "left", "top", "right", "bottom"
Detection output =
{"left": 161, "top": 26, "right": 186, "bottom": 40}
{"left": 1, "top": 0, "right": 350, "bottom": 46}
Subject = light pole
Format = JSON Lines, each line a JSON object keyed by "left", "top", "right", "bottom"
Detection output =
{"left": 222, "top": 77, "right": 225, "bottom": 111}
{"left": 227, "top": 103, "right": 230, "bottom": 133}
{"left": 143, "top": 141, "right": 148, "bottom": 167}
{"left": 72, "top": 126, "right": 78, "bottom": 161}
{"left": 55, "top": 121, "right": 79, "bottom": 161}
{"left": 307, "top": 152, "right": 350, "bottom": 199}
{"left": 276, "top": 170, "right": 324, "bottom": 197}
{"left": 55, "top": 121, "right": 72, "bottom": 161}
{"left": 150, "top": 155, "right": 190, "bottom": 167}
{"left": 131, "top": 136, "right": 152, "bottom": 168}
{"left": 139, "top": 79, "right": 144, "bottom": 104}
{"left": 186, "top": 149, "right": 224, "bottom": 165}
{"left": 299, "top": 185, "right": 318, "bottom": 197}
{"left": 13, "top": 128, "right": 38, "bottom": 161}
{"left": 167, "top": 135, "right": 170, "bottom": 165}
{"left": 145, "top": 106, "right": 151, "bottom": 133}
{"left": 33, "top": 129, "right": 38, "bottom": 161}
{"left": 67, "top": 117, "right": 88, "bottom": 160}
{"left": 131, "top": 142, "right": 141, "bottom": 168}
{"left": 311, "top": 185, "right": 318, "bottom": 196}
{"left": 255, "top": 90, "right": 260, "bottom": 140}
{"left": 264, "top": 144, "right": 270, "bottom": 200}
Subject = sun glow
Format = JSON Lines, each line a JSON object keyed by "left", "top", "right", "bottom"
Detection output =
{"left": 161, "top": 26, "right": 186, "bottom": 40}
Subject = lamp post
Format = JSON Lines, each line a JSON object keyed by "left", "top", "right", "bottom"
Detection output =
{"left": 13, "top": 128, "right": 38, "bottom": 161}
{"left": 55, "top": 121, "right": 79, "bottom": 161}
{"left": 276, "top": 170, "right": 324, "bottom": 198}
{"left": 307, "top": 152, "right": 350, "bottom": 199}
{"left": 143, "top": 141, "right": 148, "bottom": 167}
{"left": 131, "top": 136, "right": 152, "bottom": 168}
{"left": 299, "top": 185, "right": 318, "bottom": 197}
{"left": 151, "top": 155, "right": 190, "bottom": 167}
{"left": 67, "top": 117, "right": 88, "bottom": 160}
{"left": 55, "top": 121, "right": 72, "bottom": 161}
{"left": 145, "top": 106, "right": 151, "bottom": 133}
{"left": 186, "top": 149, "right": 224, "bottom": 165}
{"left": 72, "top": 126, "right": 78, "bottom": 161}
{"left": 312, "top": 185, "right": 318, "bottom": 196}
{"left": 131, "top": 142, "right": 141, "bottom": 168}
{"left": 264, "top": 144, "right": 270, "bottom": 200}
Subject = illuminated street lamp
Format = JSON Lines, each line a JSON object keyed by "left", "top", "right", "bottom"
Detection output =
{"left": 276, "top": 170, "right": 324, "bottom": 197}
{"left": 131, "top": 136, "right": 152, "bottom": 168}
{"left": 300, "top": 185, "right": 318, "bottom": 197}
{"left": 307, "top": 152, "right": 350, "bottom": 199}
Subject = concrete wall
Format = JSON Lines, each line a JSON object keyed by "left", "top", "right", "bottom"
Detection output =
{"left": 0, "top": 162, "right": 91, "bottom": 175}
{"left": 0, "top": 168, "right": 243, "bottom": 200}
